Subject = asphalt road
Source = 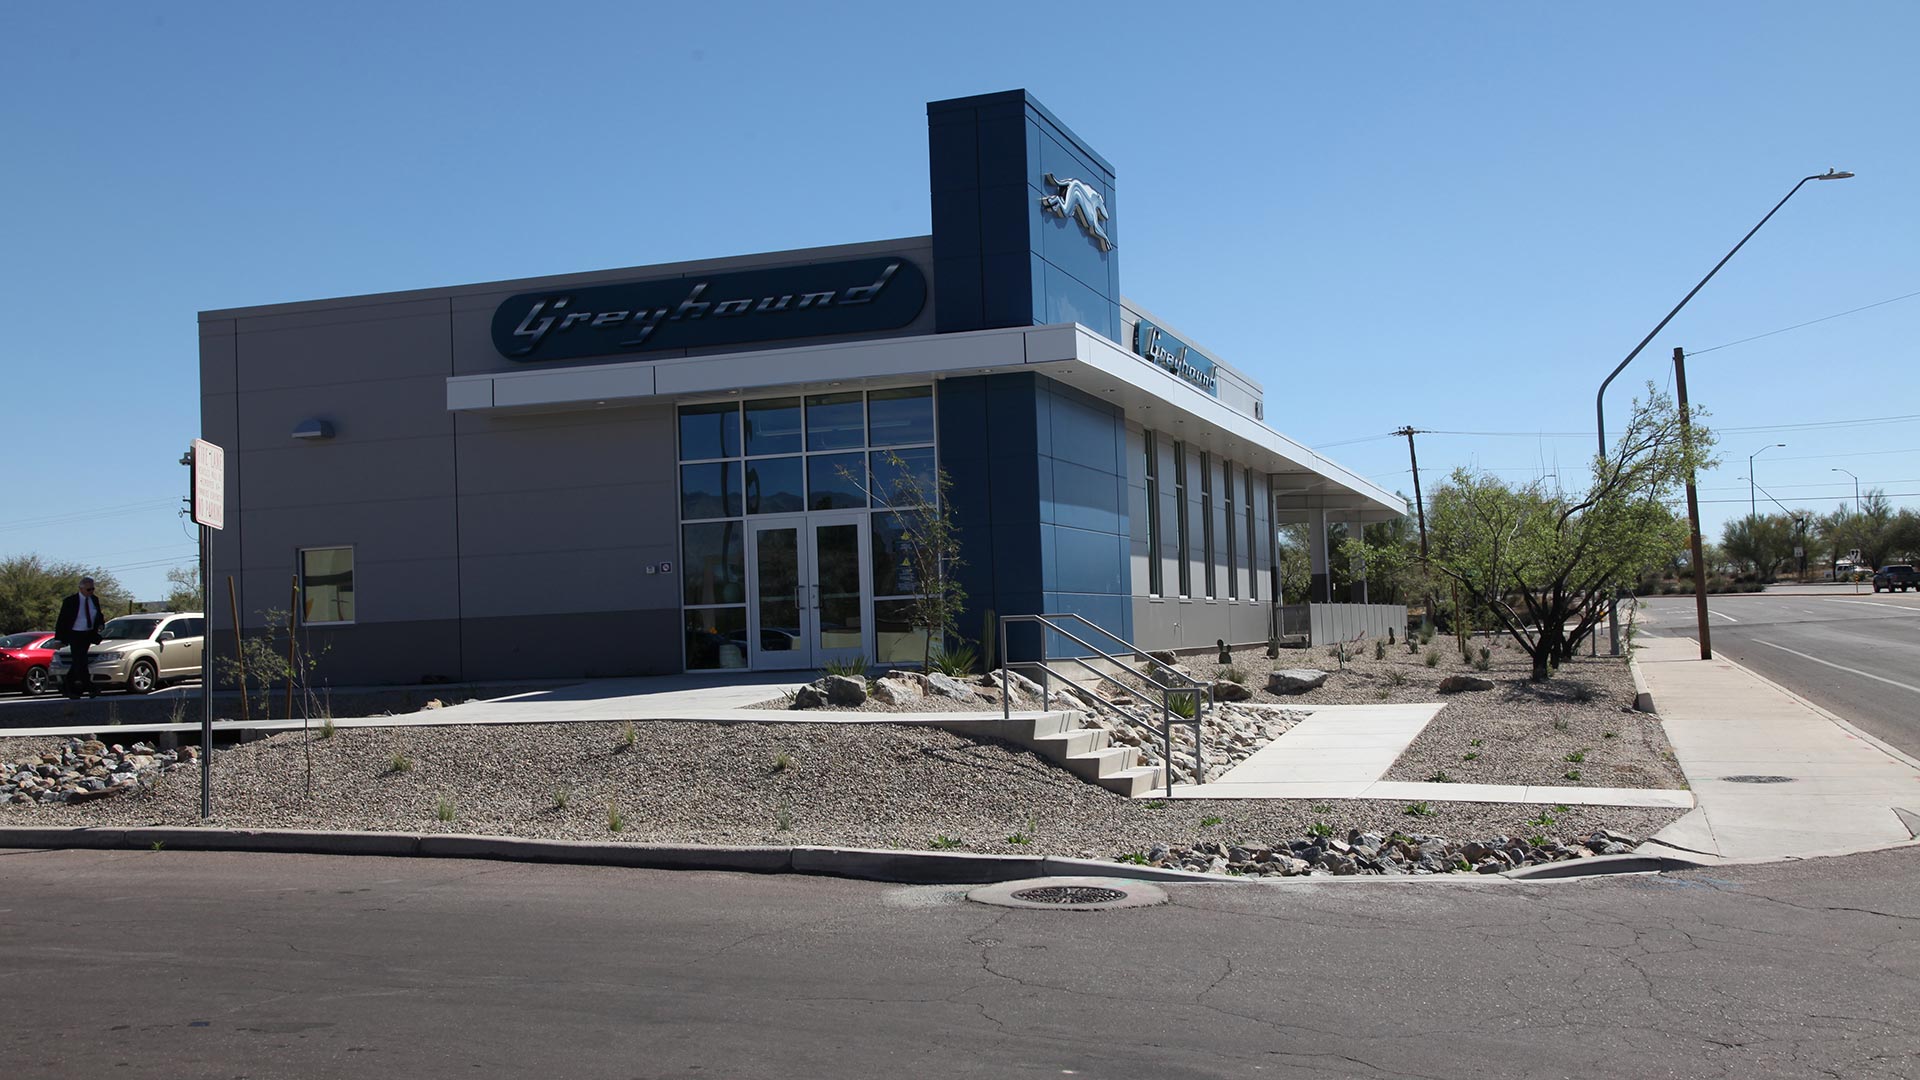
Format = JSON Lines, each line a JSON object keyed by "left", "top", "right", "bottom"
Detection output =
{"left": 0, "top": 681, "right": 198, "bottom": 708}
{"left": 1638, "top": 585, "right": 1920, "bottom": 761}
{"left": 3, "top": 848, "right": 1917, "bottom": 1078}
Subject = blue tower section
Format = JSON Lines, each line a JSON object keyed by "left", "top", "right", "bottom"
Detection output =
{"left": 926, "top": 90, "right": 1121, "bottom": 343}
{"left": 927, "top": 91, "right": 1133, "bottom": 662}
{"left": 936, "top": 373, "right": 1133, "bottom": 662}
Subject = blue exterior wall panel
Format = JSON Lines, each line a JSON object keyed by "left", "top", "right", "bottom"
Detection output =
{"left": 938, "top": 372, "right": 1133, "bottom": 662}
{"left": 927, "top": 90, "right": 1120, "bottom": 343}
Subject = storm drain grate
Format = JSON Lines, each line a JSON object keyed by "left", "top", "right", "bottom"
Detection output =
{"left": 1720, "top": 775, "right": 1796, "bottom": 784}
{"left": 968, "top": 877, "right": 1168, "bottom": 910}
{"left": 1010, "top": 885, "right": 1129, "bottom": 905}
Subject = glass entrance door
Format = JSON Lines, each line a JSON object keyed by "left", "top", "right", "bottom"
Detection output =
{"left": 747, "top": 518, "right": 811, "bottom": 670}
{"left": 810, "top": 512, "right": 870, "bottom": 668}
{"left": 746, "top": 512, "right": 872, "bottom": 670}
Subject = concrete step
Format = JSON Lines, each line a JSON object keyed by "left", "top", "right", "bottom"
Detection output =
{"left": 1061, "top": 745, "right": 1138, "bottom": 782}
{"left": 1026, "top": 711, "right": 1074, "bottom": 738}
{"left": 1105, "top": 765, "right": 1165, "bottom": 798}
{"left": 1032, "top": 726, "right": 1110, "bottom": 760}
{"left": 931, "top": 710, "right": 1157, "bottom": 798}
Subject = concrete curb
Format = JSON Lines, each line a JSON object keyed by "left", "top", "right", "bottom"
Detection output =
{"left": 1628, "top": 652, "right": 1656, "bottom": 713}
{"left": 1501, "top": 852, "right": 1709, "bottom": 880}
{"left": 0, "top": 826, "right": 1227, "bottom": 886}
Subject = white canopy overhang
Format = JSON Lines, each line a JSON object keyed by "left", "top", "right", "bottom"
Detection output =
{"left": 446, "top": 322, "right": 1404, "bottom": 523}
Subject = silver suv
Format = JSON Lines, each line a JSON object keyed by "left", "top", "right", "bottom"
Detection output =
{"left": 51, "top": 612, "right": 205, "bottom": 695}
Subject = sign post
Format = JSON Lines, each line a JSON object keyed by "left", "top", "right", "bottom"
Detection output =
{"left": 190, "top": 439, "right": 225, "bottom": 819}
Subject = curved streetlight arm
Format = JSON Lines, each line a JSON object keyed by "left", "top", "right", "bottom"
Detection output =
{"left": 1596, "top": 173, "right": 1838, "bottom": 460}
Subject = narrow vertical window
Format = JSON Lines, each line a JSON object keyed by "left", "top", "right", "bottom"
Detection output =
{"left": 1144, "top": 432, "right": 1162, "bottom": 597}
{"left": 1245, "top": 468, "right": 1259, "bottom": 602}
{"left": 1223, "top": 462, "right": 1238, "bottom": 600}
{"left": 1173, "top": 441, "right": 1190, "bottom": 598}
{"left": 1201, "top": 451, "right": 1215, "bottom": 599}
{"left": 1269, "top": 487, "right": 1282, "bottom": 604}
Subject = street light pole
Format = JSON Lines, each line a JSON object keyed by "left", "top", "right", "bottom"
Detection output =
{"left": 1748, "top": 443, "right": 1785, "bottom": 520}
{"left": 1832, "top": 467, "right": 1860, "bottom": 517}
{"left": 1832, "top": 466, "right": 1862, "bottom": 589}
{"left": 1591, "top": 169, "right": 1852, "bottom": 656}
{"left": 1595, "top": 170, "right": 1853, "bottom": 458}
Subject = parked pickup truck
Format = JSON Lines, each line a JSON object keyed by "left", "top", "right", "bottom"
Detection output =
{"left": 1872, "top": 565, "right": 1917, "bottom": 592}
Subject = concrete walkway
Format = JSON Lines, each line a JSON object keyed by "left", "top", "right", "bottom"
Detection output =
{"left": 1634, "top": 634, "right": 1920, "bottom": 861}
{"left": 0, "top": 673, "right": 1053, "bottom": 740}
{"left": 1163, "top": 702, "right": 1694, "bottom": 808}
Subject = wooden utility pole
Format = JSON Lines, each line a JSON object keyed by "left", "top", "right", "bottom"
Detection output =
{"left": 1673, "top": 348, "right": 1712, "bottom": 659}
{"left": 1394, "top": 427, "right": 1430, "bottom": 559}
{"left": 1395, "top": 427, "right": 1434, "bottom": 632}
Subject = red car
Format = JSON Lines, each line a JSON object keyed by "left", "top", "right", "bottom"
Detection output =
{"left": 0, "top": 631, "right": 59, "bottom": 696}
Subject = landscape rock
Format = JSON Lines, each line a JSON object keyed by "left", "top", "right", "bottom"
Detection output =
{"left": 984, "top": 669, "right": 1045, "bottom": 700}
{"left": 1122, "top": 827, "right": 1642, "bottom": 879}
{"left": 1266, "top": 669, "right": 1330, "bottom": 695}
{"left": 923, "top": 673, "right": 979, "bottom": 702}
{"left": 66, "top": 784, "right": 130, "bottom": 804}
{"left": 1437, "top": 675, "right": 1495, "bottom": 694}
{"left": 870, "top": 678, "right": 920, "bottom": 706}
{"left": 1209, "top": 680, "right": 1252, "bottom": 703}
{"left": 790, "top": 685, "right": 829, "bottom": 710}
{"left": 823, "top": 675, "right": 868, "bottom": 707}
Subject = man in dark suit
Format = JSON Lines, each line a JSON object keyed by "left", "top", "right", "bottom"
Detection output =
{"left": 55, "top": 576, "right": 106, "bottom": 698}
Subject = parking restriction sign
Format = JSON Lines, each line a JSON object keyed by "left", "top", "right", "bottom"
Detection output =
{"left": 192, "top": 438, "right": 225, "bottom": 530}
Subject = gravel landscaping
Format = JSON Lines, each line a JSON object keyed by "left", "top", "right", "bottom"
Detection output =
{"left": 1382, "top": 647, "right": 1680, "bottom": 789}
{"left": 0, "top": 720, "right": 1683, "bottom": 876}
{"left": 1142, "top": 637, "right": 1680, "bottom": 790}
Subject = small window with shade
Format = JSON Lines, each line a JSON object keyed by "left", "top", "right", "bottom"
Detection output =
{"left": 299, "top": 547, "right": 355, "bottom": 625}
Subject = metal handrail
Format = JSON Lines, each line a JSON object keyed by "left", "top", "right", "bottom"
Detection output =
{"left": 996, "top": 612, "right": 1210, "bottom": 796}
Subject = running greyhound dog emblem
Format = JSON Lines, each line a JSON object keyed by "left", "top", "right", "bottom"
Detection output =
{"left": 1039, "top": 173, "right": 1113, "bottom": 251}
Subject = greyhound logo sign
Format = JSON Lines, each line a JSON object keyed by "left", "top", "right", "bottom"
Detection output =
{"left": 1039, "top": 173, "right": 1113, "bottom": 251}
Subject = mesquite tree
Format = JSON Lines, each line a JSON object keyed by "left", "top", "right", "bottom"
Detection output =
{"left": 1363, "top": 387, "right": 1713, "bottom": 680}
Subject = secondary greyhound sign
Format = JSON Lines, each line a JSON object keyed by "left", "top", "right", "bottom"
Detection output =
{"left": 492, "top": 256, "right": 928, "bottom": 362}
{"left": 1132, "top": 319, "right": 1217, "bottom": 395}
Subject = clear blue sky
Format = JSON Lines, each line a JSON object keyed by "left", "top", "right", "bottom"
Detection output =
{"left": 4, "top": 2, "right": 1915, "bottom": 600}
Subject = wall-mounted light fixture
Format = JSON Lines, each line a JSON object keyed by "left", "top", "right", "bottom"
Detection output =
{"left": 291, "top": 418, "right": 335, "bottom": 441}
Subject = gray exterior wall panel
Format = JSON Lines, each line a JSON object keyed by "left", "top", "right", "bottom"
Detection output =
{"left": 200, "top": 320, "right": 237, "bottom": 395}
{"left": 233, "top": 375, "right": 452, "bottom": 450}
{"left": 235, "top": 307, "right": 450, "bottom": 391}
{"left": 1130, "top": 597, "right": 1272, "bottom": 652}
{"left": 457, "top": 549, "right": 677, "bottom": 621}
{"left": 235, "top": 441, "right": 456, "bottom": 512}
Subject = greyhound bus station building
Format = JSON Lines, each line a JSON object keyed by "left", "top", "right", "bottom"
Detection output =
{"left": 197, "top": 90, "right": 1403, "bottom": 684}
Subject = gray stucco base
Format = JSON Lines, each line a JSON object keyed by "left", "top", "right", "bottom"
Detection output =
{"left": 232, "top": 609, "right": 682, "bottom": 686}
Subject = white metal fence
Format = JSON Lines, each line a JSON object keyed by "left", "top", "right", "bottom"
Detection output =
{"left": 1307, "top": 603, "right": 1409, "bottom": 644}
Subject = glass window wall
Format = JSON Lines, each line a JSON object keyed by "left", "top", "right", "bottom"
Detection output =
{"left": 678, "top": 386, "right": 937, "bottom": 669}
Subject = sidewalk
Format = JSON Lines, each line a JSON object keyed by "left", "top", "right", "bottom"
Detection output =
{"left": 1634, "top": 635, "right": 1920, "bottom": 861}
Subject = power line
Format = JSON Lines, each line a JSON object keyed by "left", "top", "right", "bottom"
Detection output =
{"left": 1766, "top": 446, "right": 1920, "bottom": 463}
{"left": 1689, "top": 288, "right": 1920, "bottom": 357}
{"left": 1699, "top": 478, "right": 1920, "bottom": 493}
{"left": 1423, "top": 429, "right": 1589, "bottom": 438}
{"left": 1311, "top": 432, "right": 1399, "bottom": 450}
{"left": 1720, "top": 413, "right": 1920, "bottom": 434}
{"left": 1693, "top": 492, "right": 1920, "bottom": 506}
{"left": 0, "top": 498, "right": 178, "bottom": 534}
